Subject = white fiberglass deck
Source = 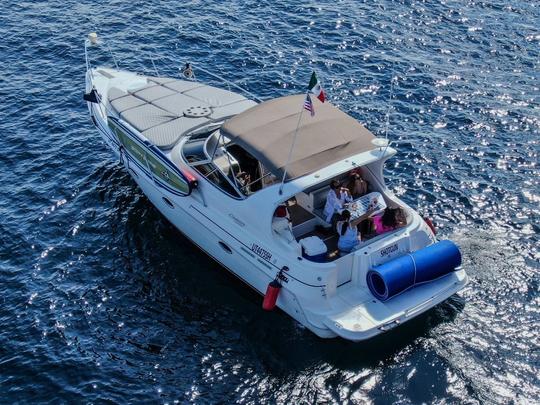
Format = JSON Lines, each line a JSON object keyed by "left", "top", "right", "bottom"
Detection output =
{"left": 323, "top": 269, "right": 467, "bottom": 340}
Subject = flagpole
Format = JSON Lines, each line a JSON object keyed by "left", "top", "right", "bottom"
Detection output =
{"left": 279, "top": 92, "right": 307, "bottom": 195}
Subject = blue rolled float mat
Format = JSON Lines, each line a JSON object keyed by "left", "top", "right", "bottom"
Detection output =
{"left": 366, "top": 240, "right": 462, "bottom": 301}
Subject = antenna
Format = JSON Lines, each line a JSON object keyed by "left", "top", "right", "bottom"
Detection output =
{"left": 382, "top": 64, "right": 397, "bottom": 156}
{"left": 384, "top": 67, "right": 396, "bottom": 142}
{"left": 278, "top": 92, "right": 307, "bottom": 195}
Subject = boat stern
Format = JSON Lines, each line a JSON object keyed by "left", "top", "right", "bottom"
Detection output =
{"left": 322, "top": 267, "right": 467, "bottom": 341}
{"left": 298, "top": 215, "right": 469, "bottom": 341}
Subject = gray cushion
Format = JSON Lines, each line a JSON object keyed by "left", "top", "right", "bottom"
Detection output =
{"left": 120, "top": 104, "right": 178, "bottom": 132}
{"left": 133, "top": 85, "right": 176, "bottom": 102}
{"left": 148, "top": 76, "right": 177, "bottom": 85}
{"left": 108, "top": 87, "right": 128, "bottom": 101}
{"left": 184, "top": 85, "right": 246, "bottom": 107}
{"left": 110, "top": 94, "right": 146, "bottom": 113}
{"left": 153, "top": 93, "right": 210, "bottom": 116}
{"left": 142, "top": 117, "right": 209, "bottom": 149}
{"left": 163, "top": 80, "right": 203, "bottom": 93}
{"left": 127, "top": 84, "right": 152, "bottom": 94}
{"left": 109, "top": 74, "right": 258, "bottom": 150}
{"left": 210, "top": 99, "right": 257, "bottom": 121}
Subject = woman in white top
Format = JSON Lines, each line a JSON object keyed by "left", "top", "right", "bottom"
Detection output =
{"left": 337, "top": 210, "right": 361, "bottom": 252}
{"left": 323, "top": 180, "right": 352, "bottom": 223}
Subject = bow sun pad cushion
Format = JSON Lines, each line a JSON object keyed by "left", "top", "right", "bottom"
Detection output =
{"left": 152, "top": 93, "right": 210, "bottom": 116}
{"left": 132, "top": 85, "right": 176, "bottom": 102}
{"left": 142, "top": 117, "right": 210, "bottom": 149}
{"left": 147, "top": 77, "right": 177, "bottom": 85}
{"left": 120, "top": 104, "right": 178, "bottom": 132}
{"left": 107, "top": 76, "right": 253, "bottom": 150}
{"left": 110, "top": 95, "right": 146, "bottom": 113}
{"left": 108, "top": 87, "right": 129, "bottom": 101}
{"left": 367, "top": 240, "right": 462, "bottom": 301}
{"left": 184, "top": 86, "right": 247, "bottom": 107}
{"left": 210, "top": 99, "right": 257, "bottom": 121}
{"left": 163, "top": 80, "right": 203, "bottom": 93}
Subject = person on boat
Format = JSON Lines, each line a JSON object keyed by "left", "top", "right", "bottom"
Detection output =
{"left": 346, "top": 170, "right": 368, "bottom": 199}
{"left": 323, "top": 179, "right": 353, "bottom": 224}
{"left": 336, "top": 210, "right": 361, "bottom": 253}
{"left": 236, "top": 171, "right": 251, "bottom": 194}
{"left": 371, "top": 207, "right": 406, "bottom": 235}
{"left": 272, "top": 204, "right": 295, "bottom": 242}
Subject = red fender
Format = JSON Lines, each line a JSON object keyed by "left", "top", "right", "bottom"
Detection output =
{"left": 262, "top": 280, "right": 281, "bottom": 311}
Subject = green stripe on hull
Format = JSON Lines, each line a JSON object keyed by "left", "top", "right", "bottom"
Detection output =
{"left": 108, "top": 119, "right": 190, "bottom": 195}
{"left": 146, "top": 153, "right": 190, "bottom": 194}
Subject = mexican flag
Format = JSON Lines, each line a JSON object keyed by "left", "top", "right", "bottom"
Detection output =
{"left": 308, "top": 72, "right": 325, "bottom": 103}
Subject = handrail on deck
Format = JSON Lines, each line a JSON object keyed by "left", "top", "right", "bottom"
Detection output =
{"left": 84, "top": 36, "right": 264, "bottom": 106}
{"left": 188, "top": 64, "right": 264, "bottom": 103}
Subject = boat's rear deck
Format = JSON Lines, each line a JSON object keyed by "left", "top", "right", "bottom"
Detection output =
{"left": 323, "top": 269, "right": 468, "bottom": 341}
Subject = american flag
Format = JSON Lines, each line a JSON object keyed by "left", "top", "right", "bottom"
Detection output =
{"left": 303, "top": 93, "right": 315, "bottom": 117}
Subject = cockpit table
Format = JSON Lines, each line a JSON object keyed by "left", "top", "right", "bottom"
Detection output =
{"left": 341, "top": 191, "right": 387, "bottom": 222}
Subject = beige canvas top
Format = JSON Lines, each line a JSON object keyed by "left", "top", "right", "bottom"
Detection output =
{"left": 221, "top": 95, "right": 376, "bottom": 180}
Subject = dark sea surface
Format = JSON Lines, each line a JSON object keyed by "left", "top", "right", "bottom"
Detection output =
{"left": 1, "top": 0, "right": 539, "bottom": 403}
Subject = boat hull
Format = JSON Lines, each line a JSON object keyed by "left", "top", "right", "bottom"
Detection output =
{"left": 88, "top": 112, "right": 335, "bottom": 337}
{"left": 84, "top": 67, "right": 467, "bottom": 341}
{"left": 91, "top": 111, "right": 467, "bottom": 341}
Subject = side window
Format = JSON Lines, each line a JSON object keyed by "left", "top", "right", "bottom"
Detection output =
{"left": 146, "top": 153, "right": 190, "bottom": 194}
{"left": 109, "top": 119, "right": 190, "bottom": 196}
{"left": 109, "top": 120, "right": 147, "bottom": 164}
{"left": 195, "top": 164, "right": 240, "bottom": 198}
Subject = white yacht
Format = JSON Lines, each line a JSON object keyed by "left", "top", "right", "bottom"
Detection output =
{"left": 84, "top": 36, "right": 468, "bottom": 341}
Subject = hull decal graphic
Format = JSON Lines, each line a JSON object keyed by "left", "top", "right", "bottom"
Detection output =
{"left": 190, "top": 205, "right": 324, "bottom": 288}
{"left": 107, "top": 118, "right": 192, "bottom": 196}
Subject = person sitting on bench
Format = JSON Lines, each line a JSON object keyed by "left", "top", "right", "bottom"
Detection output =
{"left": 323, "top": 179, "right": 352, "bottom": 224}
{"left": 371, "top": 207, "right": 406, "bottom": 235}
{"left": 336, "top": 210, "right": 361, "bottom": 253}
{"left": 346, "top": 171, "right": 368, "bottom": 199}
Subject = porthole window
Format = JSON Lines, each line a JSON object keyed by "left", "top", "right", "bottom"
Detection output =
{"left": 218, "top": 241, "right": 233, "bottom": 254}
{"left": 162, "top": 197, "right": 174, "bottom": 208}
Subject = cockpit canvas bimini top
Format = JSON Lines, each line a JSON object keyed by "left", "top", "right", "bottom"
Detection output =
{"left": 84, "top": 34, "right": 467, "bottom": 341}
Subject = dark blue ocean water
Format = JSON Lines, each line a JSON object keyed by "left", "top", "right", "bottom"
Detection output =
{"left": 1, "top": 0, "right": 539, "bottom": 403}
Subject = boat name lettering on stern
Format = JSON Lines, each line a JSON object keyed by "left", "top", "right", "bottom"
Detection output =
{"left": 380, "top": 243, "right": 398, "bottom": 257}
{"left": 251, "top": 243, "right": 272, "bottom": 262}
